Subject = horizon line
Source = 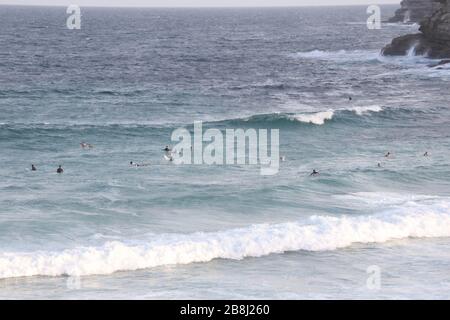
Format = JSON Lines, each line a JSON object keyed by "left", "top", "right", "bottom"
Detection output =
{"left": 0, "top": 3, "right": 398, "bottom": 8}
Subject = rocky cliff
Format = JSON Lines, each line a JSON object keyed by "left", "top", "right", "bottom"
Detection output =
{"left": 382, "top": 0, "right": 450, "bottom": 59}
{"left": 388, "top": 0, "right": 441, "bottom": 23}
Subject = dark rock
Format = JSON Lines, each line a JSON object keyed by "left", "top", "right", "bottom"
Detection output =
{"left": 382, "top": 33, "right": 428, "bottom": 56}
{"left": 388, "top": 0, "right": 441, "bottom": 23}
{"left": 382, "top": 0, "right": 450, "bottom": 59}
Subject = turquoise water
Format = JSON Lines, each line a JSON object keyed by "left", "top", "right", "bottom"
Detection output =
{"left": 1, "top": 5, "right": 450, "bottom": 299}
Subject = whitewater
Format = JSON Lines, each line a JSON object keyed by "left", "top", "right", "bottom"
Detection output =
{"left": 1, "top": 197, "right": 449, "bottom": 279}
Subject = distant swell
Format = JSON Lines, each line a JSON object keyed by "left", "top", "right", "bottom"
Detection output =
{"left": 291, "top": 49, "right": 381, "bottom": 62}
{"left": 0, "top": 105, "right": 439, "bottom": 130}
{"left": 239, "top": 105, "right": 384, "bottom": 125}
{"left": 291, "top": 49, "right": 448, "bottom": 71}
{"left": 1, "top": 199, "right": 450, "bottom": 279}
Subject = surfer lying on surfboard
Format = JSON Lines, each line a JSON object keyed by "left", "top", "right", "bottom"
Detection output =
{"left": 80, "top": 142, "right": 93, "bottom": 149}
{"left": 163, "top": 146, "right": 175, "bottom": 161}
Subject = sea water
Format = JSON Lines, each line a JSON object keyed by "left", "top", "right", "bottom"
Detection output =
{"left": 0, "top": 5, "right": 450, "bottom": 299}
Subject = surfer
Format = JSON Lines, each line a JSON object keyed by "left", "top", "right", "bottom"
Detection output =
{"left": 163, "top": 145, "right": 174, "bottom": 161}
{"left": 130, "top": 161, "right": 150, "bottom": 167}
{"left": 56, "top": 165, "right": 63, "bottom": 174}
{"left": 384, "top": 152, "right": 391, "bottom": 158}
{"left": 377, "top": 163, "right": 382, "bottom": 168}
{"left": 349, "top": 96, "right": 352, "bottom": 101}
{"left": 310, "top": 169, "right": 319, "bottom": 176}
{"left": 31, "top": 164, "right": 37, "bottom": 171}
{"left": 424, "top": 151, "right": 429, "bottom": 157}
{"left": 130, "top": 161, "right": 142, "bottom": 167}
{"left": 80, "top": 142, "right": 93, "bottom": 149}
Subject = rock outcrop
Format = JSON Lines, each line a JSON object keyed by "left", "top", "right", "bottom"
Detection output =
{"left": 388, "top": 0, "right": 441, "bottom": 23}
{"left": 382, "top": 0, "right": 450, "bottom": 59}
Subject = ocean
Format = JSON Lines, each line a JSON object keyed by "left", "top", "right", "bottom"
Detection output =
{"left": 1, "top": 5, "right": 450, "bottom": 299}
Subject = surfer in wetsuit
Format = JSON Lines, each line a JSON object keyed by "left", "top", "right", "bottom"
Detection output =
{"left": 310, "top": 169, "right": 319, "bottom": 176}
{"left": 31, "top": 164, "right": 37, "bottom": 171}
{"left": 424, "top": 151, "right": 429, "bottom": 157}
{"left": 56, "top": 165, "right": 63, "bottom": 174}
{"left": 384, "top": 152, "right": 391, "bottom": 158}
{"left": 163, "top": 146, "right": 174, "bottom": 161}
{"left": 130, "top": 161, "right": 149, "bottom": 167}
{"left": 80, "top": 142, "right": 93, "bottom": 149}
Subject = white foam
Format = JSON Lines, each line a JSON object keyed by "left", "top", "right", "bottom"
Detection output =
{"left": 292, "top": 50, "right": 380, "bottom": 62}
{"left": 406, "top": 44, "right": 419, "bottom": 58}
{"left": 293, "top": 49, "right": 440, "bottom": 70}
{"left": 290, "top": 110, "right": 334, "bottom": 125}
{"left": 348, "top": 105, "right": 383, "bottom": 116}
{"left": 346, "top": 22, "right": 419, "bottom": 29}
{"left": 377, "top": 51, "right": 433, "bottom": 66}
{"left": 381, "top": 22, "right": 420, "bottom": 29}
{"left": 289, "top": 105, "right": 382, "bottom": 125}
{"left": 1, "top": 199, "right": 450, "bottom": 279}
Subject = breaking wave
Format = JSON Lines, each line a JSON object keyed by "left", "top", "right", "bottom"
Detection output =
{"left": 1, "top": 198, "right": 449, "bottom": 279}
{"left": 291, "top": 49, "right": 381, "bottom": 62}
{"left": 237, "top": 105, "right": 384, "bottom": 126}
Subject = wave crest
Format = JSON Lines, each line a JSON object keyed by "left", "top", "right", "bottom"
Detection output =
{"left": 291, "top": 49, "right": 381, "bottom": 62}
{"left": 289, "top": 110, "right": 334, "bottom": 125}
{"left": 1, "top": 199, "right": 449, "bottom": 279}
{"left": 288, "top": 105, "right": 383, "bottom": 125}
